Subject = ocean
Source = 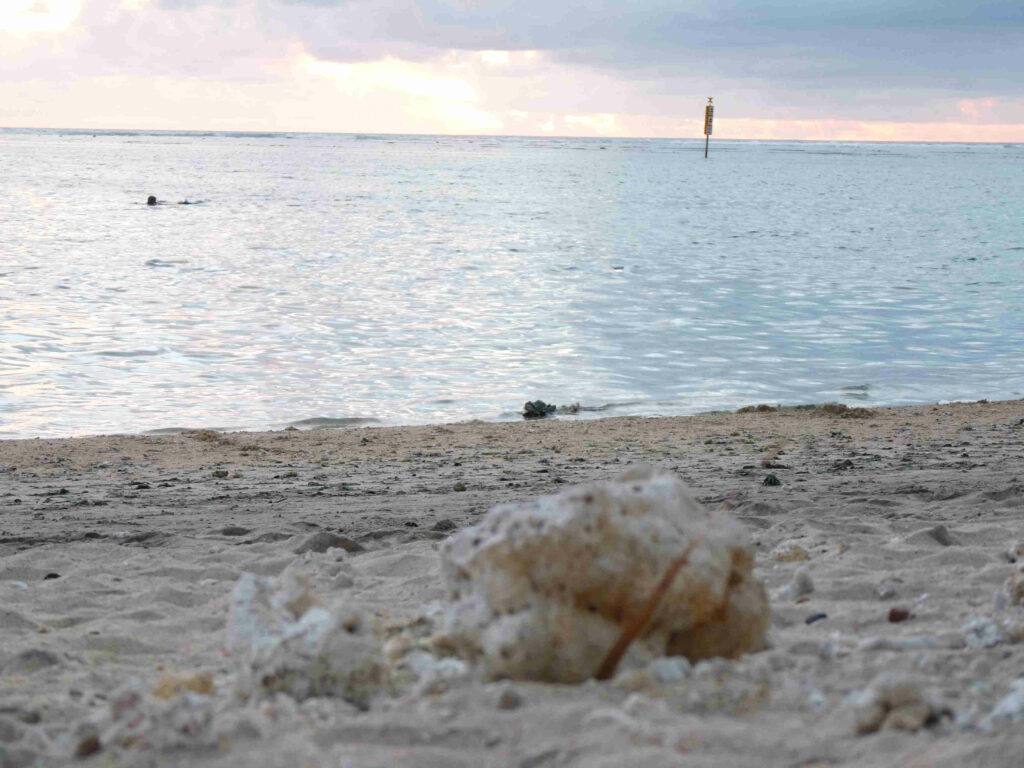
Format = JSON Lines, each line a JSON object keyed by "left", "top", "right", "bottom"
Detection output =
{"left": 1, "top": 129, "right": 1022, "bottom": 439}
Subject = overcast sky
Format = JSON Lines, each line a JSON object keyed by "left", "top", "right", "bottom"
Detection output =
{"left": 2, "top": 0, "right": 1022, "bottom": 140}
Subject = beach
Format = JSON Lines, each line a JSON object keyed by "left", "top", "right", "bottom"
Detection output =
{"left": 3, "top": 398, "right": 1024, "bottom": 766}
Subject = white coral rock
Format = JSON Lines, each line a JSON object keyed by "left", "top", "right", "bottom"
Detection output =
{"left": 226, "top": 572, "right": 381, "bottom": 706}
{"left": 438, "top": 467, "right": 770, "bottom": 682}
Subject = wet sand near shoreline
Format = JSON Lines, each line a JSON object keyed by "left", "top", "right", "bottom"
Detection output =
{"left": 2, "top": 399, "right": 1024, "bottom": 766}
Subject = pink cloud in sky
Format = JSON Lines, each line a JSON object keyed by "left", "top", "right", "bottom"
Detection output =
{"left": 1, "top": 0, "right": 1023, "bottom": 142}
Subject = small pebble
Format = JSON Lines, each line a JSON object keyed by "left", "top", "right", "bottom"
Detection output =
{"left": 780, "top": 566, "right": 814, "bottom": 601}
{"left": 877, "top": 578, "right": 902, "bottom": 601}
{"left": 331, "top": 572, "right": 354, "bottom": 590}
{"left": 74, "top": 733, "right": 101, "bottom": 758}
{"left": 43, "top": 573, "right": 61, "bottom": 580}
{"left": 496, "top": 687, "right": 524, "bottom": 710}
{"left": 887, "top": 607, "right": 912, "bottom": 623}
{"left": 805, "top": 612, "right": 828, "bottom": 625}
{"left": 453, "top": 482, "right": 467, "bottom": 492}
{"left": 791, "top": 566, "right": 814, "bottom": 597}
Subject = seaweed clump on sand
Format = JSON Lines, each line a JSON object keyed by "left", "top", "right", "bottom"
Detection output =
{"left": 522, "top": 400, "right": 557, "bottom": 419}
{"left": 737, "top": 404, "right": 778, "bottom": 414}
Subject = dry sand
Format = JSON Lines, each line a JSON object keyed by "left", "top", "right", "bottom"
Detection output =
{"left": 3, "top": 399, "right": 1024, "bottom": 766}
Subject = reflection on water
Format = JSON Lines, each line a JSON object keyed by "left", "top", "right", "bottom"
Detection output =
{"left": 1, "top": 131, "right": 1023, "bottom": 438}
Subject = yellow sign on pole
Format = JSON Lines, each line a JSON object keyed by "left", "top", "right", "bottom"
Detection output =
{"left": 703, "top": 97, "right": 713, "bottom": 158}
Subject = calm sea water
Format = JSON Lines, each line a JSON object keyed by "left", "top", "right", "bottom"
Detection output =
{"left": 1, "top": 129, "right": 1022, "bottom": 439}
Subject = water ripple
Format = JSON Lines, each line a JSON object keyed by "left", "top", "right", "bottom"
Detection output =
{"left": 2, "top": 132, "right": 1023, "bottom": 437}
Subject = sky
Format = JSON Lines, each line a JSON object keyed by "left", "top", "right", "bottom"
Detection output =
{"left": 1, "top": 0, "right": 1022, "bottom": 141}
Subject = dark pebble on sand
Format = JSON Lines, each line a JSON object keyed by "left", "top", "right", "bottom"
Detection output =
{"left": 763, "top": 474, "right": 782, "bottom": 486}
{"left": 43, "top": 573, "right": 60, "bottom": 580}
{"left": 453, "top": 482, "right": 467, "bottom": 492}
{"left": 888, "top": 607, "right": 913, "bottom": 623}
{"left": 221, "top": 526, "right": 251, "bottom": 536}
{"left": 805, "top": 613, "right": 828, "bottom": 625}
{"left": 74, "top": 733, "right": 102, "bottom": 758}
{"left": 211, "top": 470, "right": 229, "bottom": 479}
{"left": 431, "top": 519, "right": 457, "bottom": 532}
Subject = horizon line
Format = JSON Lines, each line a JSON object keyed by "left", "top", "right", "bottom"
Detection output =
{"left": 2, "top": 124, "right": 1020, "bottom": 146}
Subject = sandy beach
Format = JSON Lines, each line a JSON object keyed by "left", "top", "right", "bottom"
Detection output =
{"left": 3, "top": 398, "right": 1024, "bottom": 766}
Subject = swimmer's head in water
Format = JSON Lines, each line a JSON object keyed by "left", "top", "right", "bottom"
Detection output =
{"left": 147, "top": 195, "right": 157, "bottom": 206}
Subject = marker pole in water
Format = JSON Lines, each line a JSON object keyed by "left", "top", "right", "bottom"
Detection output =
{"left": 704, "top": 97, "right": 714, "bottom": 158}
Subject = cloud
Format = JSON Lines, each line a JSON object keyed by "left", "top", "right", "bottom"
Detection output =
{"left": 266, "top": 0, "right": 1024, "bottom": 75}
{"left": 2, "top": 0, "right": 1023, "bottom": 136}
{"left": 132, "top": 0, "right": 1024, "bottom": 122}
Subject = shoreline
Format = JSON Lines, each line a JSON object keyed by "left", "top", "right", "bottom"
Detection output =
{"left": 2, "top": 394, "right": 1016, "bottom": 445}
{"left": 3, "top": 397, "right": 1024, "bottom": 765}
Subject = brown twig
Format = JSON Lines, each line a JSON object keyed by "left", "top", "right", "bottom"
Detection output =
{"left": 594, "top": 493, "right": 738, "bottom": 681}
